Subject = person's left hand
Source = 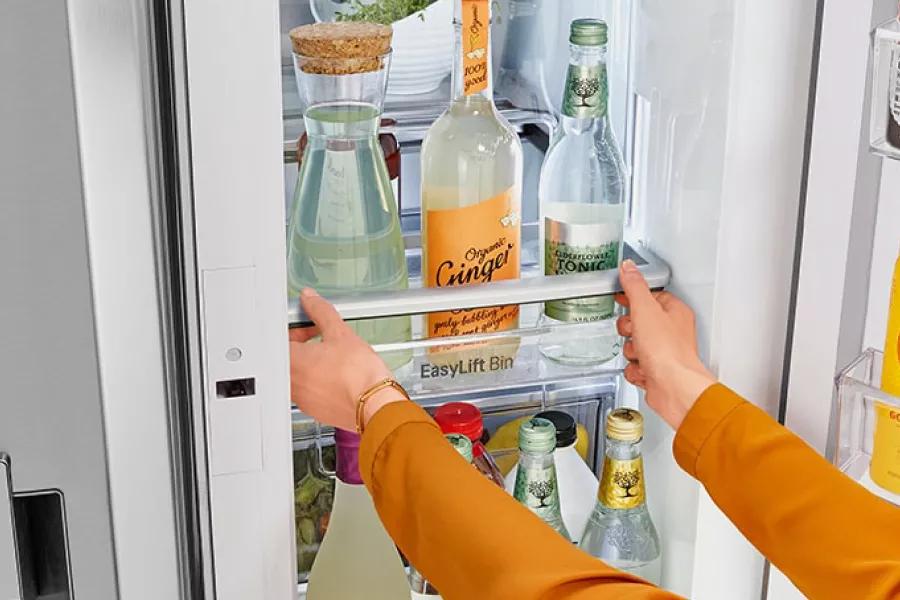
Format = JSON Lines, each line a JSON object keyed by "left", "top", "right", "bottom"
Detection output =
{"left": 289, "top": 289, "right": 404, "bottom": 431}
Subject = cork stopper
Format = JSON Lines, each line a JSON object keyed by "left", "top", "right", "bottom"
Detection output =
{"left": 289, "top": 22, "right": 392, "bottom": 75}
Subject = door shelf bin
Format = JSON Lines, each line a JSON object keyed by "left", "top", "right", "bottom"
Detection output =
{"left": 291, "top": 387, "right": 613, "bottom": 585}
{"left": 370, "top": 313, "right": 625, "bottom": 400}
{"left": 833, "top": 349, "right": 900, "bottom": 505}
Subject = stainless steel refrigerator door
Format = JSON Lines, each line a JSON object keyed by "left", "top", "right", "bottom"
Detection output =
{"left": 0, "top": 455, "right": 22, "bottom": 600}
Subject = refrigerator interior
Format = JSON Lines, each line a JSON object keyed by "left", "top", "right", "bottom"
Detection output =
{"left": 280, "top": 0, "right": 736, "bottom": 596}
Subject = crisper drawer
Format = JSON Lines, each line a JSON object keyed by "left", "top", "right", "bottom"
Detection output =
{"left": 291, "top": 382, "right": 615, "bottom": 586}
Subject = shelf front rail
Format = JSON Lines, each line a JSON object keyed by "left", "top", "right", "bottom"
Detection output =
{"left": 289, "top": 243, "right": 670, "bottom": 326}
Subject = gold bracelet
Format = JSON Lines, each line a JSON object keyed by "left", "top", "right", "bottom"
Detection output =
{"left": 355, "top": 378, "right": 409, "bottom": 435}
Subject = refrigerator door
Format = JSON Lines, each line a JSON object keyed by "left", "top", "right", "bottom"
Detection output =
{"left": 769, "top": 0, "right": 900, "bottom": 598}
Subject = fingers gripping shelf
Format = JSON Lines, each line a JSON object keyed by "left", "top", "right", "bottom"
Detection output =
{"left": 289, "top": 243, "right": 670, "bottom": 411}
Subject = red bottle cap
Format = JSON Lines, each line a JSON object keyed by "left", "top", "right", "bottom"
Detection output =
{"left": 434, "top": 402, "right": 484, "bottom": 442}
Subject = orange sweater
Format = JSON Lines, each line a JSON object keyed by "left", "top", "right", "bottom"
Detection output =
{"left": 359, "top": 384, "right": 900, "bottom": 599}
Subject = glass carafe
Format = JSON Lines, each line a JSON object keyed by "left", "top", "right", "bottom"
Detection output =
{"left": 288, "top": 50, "right": 412, "bottom": 369}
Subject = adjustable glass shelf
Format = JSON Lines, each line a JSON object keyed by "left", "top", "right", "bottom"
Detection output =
{"left": 289, "top": 241, "right": 669, "bottom": 430}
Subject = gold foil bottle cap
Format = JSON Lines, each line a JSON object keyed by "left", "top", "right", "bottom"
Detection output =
{"left": 606, "top": 408, "right": 644, "bottom": 442}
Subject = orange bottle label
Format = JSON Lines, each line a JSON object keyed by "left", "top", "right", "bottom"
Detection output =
{"left": 461, "top": 0, "right": 489, "bottom": 96}
{"left": 425, "top": 188, "right": 520, "bottom": 338}
{"left": 871, "top": 401, "right": 900, "bottom": 495}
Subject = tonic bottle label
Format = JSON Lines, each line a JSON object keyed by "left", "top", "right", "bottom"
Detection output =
{"left": 513, "top": 463, "right": 563, "bottom": 518}
{"left": 461, "top": 0, "right": 490, "bottom": 96}
{"left": 562, "top": 63, "right": 607, "bottom": 119}
{"left": 544, "top": 217, "right": 620, "bottom": 322}
{"left": 599, "top": 457, "right": 646, "bottom": 509}
{"left": 871, "top": 401, "right": 900, "bottom": 495}
{"left": 426, "top": 188, "right": 520, "bottom": 338}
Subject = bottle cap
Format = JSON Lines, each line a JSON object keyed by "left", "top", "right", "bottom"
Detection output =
{"left": 334, "top": 428, "right": 363, "bottom": 484}
{"left": 445, "top": 433, "right": 474, "bottom": 463}
{"left": 434, "top": 402, "right": 484, "bottom": 442}
{"left": 534, "top": 410, "right": 577, "bottom": 448}
{"left": 570, "top": 18, "right": 608, "bottom": 47}
{"left": 518, "top": 417, "right": 557, "bottom": 454}
{"left": 606, "top": 408, "right": 644, "bottom": 442}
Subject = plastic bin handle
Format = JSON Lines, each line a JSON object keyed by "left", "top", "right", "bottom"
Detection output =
{"left": 289, "top": 242, "right": 670, "bottom": 327}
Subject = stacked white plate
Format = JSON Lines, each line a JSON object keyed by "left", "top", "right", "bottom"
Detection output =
{"left": 386, "top": 0, "right": 453, "bottom": 96}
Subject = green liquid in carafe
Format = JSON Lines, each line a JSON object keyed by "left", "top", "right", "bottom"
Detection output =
{"left": 288, "top": 102, "right": 411, "bottom": 369}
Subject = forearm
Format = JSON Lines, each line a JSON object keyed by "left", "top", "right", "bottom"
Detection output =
{"left": 360, "top": 401, "right": 680, "bottom": 600}
{"left": 675, "top": 385, "right": 900, "bottom": 600}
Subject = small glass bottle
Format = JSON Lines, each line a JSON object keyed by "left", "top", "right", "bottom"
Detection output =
{"left": 434, "top": 402, "right": 505, "bottom": 487}
{"left": 512, "top": 418, "right": 570, "bottom": 540}
{"left": 504, "top": 410, "right": 598, "bottom": 541}
{"left": 870, "top": 5, "right": 900, "bottom": 158}
{"left": 580, "top": 409, "right": 661, "bottom": 584}
{"left": 409, "top": 434, "right": 474, "bottom": 599}
{"left": 306, "top": 429, "right": 409, "bottom": 599}
{"left": 538, "top": 19, "right": 626, "bottom": 365}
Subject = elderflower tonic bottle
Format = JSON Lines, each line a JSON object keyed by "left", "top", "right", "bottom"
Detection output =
{"left": 538, "top": 19, "right": 626, "bottom": 365}
{"left": 512, "top": 418, "right": 570, "bottom": 541}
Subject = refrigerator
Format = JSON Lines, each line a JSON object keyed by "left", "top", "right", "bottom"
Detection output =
{"left": 1, "top": 0, "right": 896, "bottom": 598}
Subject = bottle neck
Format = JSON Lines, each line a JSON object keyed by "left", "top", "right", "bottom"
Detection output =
{"left": 518, "top": 449, "right": 555, "bottom": 468}
{"left": 560, "top": 42, "right": 609, "bottom": 121}
{"left": 452, "top": 0, "right": 493, "bottom": 102}
{"left": 598, "top": 437, "right": 646, "bottom": 510}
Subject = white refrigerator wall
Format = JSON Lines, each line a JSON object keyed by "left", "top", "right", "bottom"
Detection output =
{"left": 632, "top": 0, "right": 818, "bottom": 598}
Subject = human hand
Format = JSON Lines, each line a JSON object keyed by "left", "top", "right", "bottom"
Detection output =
{"left": 615, "top": 260, "right": 717, "bottom": 430}
{"left": 289, "top": 289, "right": 406, "bottom": 432}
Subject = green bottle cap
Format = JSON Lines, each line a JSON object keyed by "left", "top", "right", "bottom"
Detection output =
{"left": 569, "top": 18, "right": 608, "bottom": 47}
{"left": 445, "top": 433, "right": 473, "bottom": 463}
{"left": 518, "top": 417, "right": 557, "bottom": 454}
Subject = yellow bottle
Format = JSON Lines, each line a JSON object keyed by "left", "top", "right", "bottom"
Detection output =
{"left": 872, "top": 243, "right": 900, "bottom": 495}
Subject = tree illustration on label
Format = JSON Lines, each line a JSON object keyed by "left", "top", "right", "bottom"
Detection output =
{"left": 571, "top": 77, "right": 600, "bottom": 107}
{"left": 528, "top": 480, "right": 555, "bottom": 508}
{"left": 612, "top": 470, "right": 641, "bottom": 498}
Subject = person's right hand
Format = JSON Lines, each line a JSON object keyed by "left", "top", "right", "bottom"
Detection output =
{"left": 616, "top": 260, "right": 717, "bottom": 430}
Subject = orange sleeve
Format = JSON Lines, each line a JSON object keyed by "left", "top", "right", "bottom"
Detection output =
{"left": 360, "top": 401, "right": 682, "bottom": 600}
{"left": 674, "top": 384, "right": 900, "bottom": 600}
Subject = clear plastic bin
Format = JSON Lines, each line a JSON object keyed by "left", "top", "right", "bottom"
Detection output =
{"left": 869, "top": 15, "right": 900, "bottom": 159}
{"left": 833, "top": 349, "right": 900, "bottom": 505}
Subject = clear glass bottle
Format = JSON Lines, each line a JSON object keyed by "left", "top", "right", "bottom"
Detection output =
{"left": 504, "top": 410, "right": 598, "bottom": 541}
{"left": 306, "top": 429, "right": 410, "bottom": 599}
{"left": 512, "top": 418, "right": 570, "bottom": 541}
{"left": 287, "top": 24, "right": 411, "bottom": 370}
{"left": 870, "top": 6, "right": 900, "bottom": 158}
{"left": 420, "top": 0, "right": 524, "bottom": 350}
{"left": 580, "top": 409, "right": 661, "bottom": 584}
{"left": 434, "top": 402, "right": 505, "bottom": 487}
{"left": 538, "top": 19, "right": 626, "bottom": 365}
{"left": 409, "top": 434, "right": 474, "bottom": 599}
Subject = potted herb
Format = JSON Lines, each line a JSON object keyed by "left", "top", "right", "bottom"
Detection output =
{"left": 313, "top": 0, "right": 453, "bottom": 95}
